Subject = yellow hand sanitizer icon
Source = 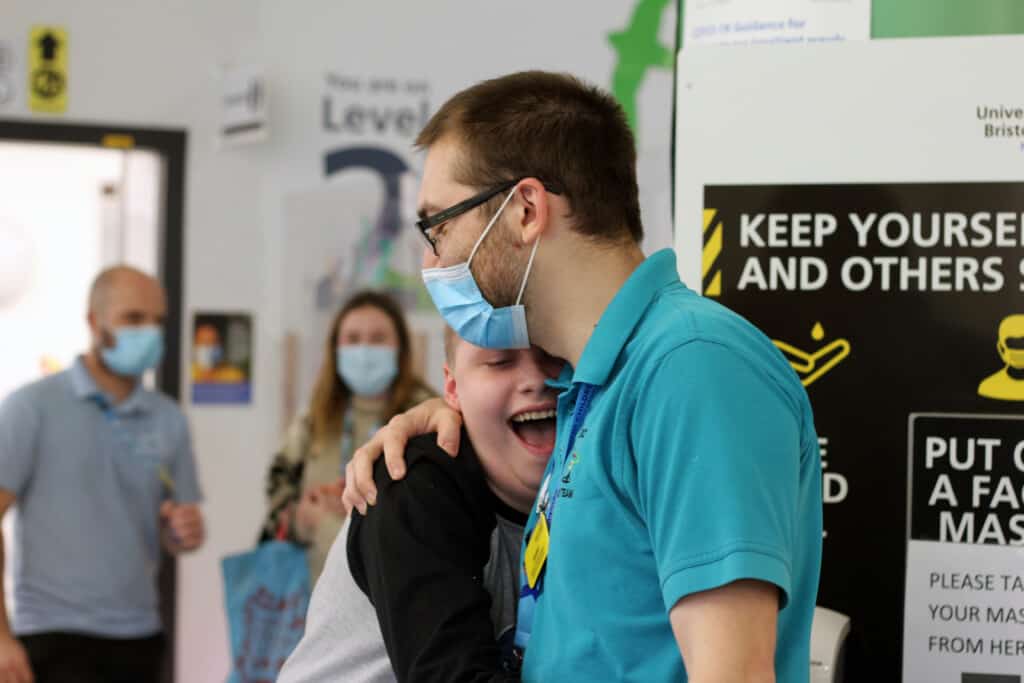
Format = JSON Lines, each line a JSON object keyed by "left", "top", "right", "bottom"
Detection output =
{"left": 773, "top": 322, "right": 851, "bottom": 387}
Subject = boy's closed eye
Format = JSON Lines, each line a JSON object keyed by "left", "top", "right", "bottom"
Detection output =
{"left": 481, "top": 352, "right": 514, "bottom": 368}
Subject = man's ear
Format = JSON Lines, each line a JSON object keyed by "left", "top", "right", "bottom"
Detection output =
{"left": 443, "top": 362, "right": 460, "bottom": 411}
{"left": 515, "top": 177, "right": 550, "bottom": 248}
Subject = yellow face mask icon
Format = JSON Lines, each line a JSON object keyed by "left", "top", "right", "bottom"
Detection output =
{"left": 978, "top": 314, "right": 1024, "bottom": 401}
{"left": 997, "top": 314, "right": 1024, "bottom": 369}
{"left": 999, "top": 342, "right": 1024, "bottom": 369}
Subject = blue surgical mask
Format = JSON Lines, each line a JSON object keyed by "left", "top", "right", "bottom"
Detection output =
{"left": 338, "top": 345, "right": 398, "bottom": 397}
{"left": 194, "top": 344, "right": 223, "bottom": 370}
{"left": 101, "top": 325, "right": 165, "bottom": 377}
{"left": 421, "top": 186, "right": 540, "bottom": 350}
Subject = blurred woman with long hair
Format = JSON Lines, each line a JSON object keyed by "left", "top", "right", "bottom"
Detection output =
{"left": 261, "top": 290, "right": 434, "bottom": 583}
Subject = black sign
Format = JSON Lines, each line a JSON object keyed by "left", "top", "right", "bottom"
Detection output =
{"left": 704, "top": 182, "right": 1024, "bottom": 679}
{"left": 910, "top": 415, "right": 1024, "bottom": 546}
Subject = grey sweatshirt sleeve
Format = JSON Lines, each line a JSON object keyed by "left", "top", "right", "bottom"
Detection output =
{"left": 278, "top": 515, "right": 396, "bottom": 683}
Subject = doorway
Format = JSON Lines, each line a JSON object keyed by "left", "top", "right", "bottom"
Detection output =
{"left": 0, "top": 119, "right": 186, "bottom": 683}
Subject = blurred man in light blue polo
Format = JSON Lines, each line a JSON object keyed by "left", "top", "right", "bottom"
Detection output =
{"left": 0, "top": 266, "right": 204, "bottom": 683}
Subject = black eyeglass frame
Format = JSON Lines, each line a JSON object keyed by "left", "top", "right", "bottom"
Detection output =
{"left": 415, "top": 178, "right": 561, "bottom": 255}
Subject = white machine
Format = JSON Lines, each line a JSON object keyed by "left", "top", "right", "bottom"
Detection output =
{"left": 810, "top": 606, "right": 851, "bottom": 683}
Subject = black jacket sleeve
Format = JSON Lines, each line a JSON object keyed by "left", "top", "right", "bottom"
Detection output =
{"left": 348, "top": 434, "right": 519, "bottom": 683}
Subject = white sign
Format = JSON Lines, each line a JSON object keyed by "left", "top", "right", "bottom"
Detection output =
{"left": 904, "top": 414, "right": 1024, "bottom": 683}
{"left": 683, "top": 0, "right": 870, "bottom": 47}
{"left": 218, "top": 65, "right": 267, "bottom": 146}
{"left": 674, "top": 36, "right": 1024, "bottom": 289}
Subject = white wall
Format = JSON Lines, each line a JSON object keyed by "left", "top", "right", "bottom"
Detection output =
{"left": 1, "top": 3, "right": 268, "bottom": 680}
{"left": 0, "top": 2, "right": 676, "bottom": 680}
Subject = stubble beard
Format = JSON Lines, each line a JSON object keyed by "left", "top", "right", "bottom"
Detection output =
{"left": 470, "top": 217, "right": 529, "bottom": 309}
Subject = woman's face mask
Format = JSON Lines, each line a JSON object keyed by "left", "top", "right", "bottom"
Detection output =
{"left": 337, "top": 345, "right": 399, "bottom": 397}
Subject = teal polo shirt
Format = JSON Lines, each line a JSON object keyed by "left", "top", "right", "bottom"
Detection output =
{"left": 518, "top": 249, "right": 822, "bottom": 682}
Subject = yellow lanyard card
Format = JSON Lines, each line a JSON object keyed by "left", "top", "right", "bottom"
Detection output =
{"left": 524, "top": 513, "right": 550, "bottom": 588}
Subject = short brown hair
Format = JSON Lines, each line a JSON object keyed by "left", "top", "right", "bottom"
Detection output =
{"left": 416, "top": 71, "right": 643, "bottom": 243}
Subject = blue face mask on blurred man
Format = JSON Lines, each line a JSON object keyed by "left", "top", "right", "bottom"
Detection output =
{"left": 101, "top": 325, "right": 165, "bottom": 377}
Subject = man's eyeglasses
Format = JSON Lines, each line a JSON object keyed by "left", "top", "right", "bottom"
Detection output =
{"left": 416, "top": 178, "right": 561, "bottom": 256}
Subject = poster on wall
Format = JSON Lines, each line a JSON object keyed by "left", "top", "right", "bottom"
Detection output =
{"left": 191, "top": 311, "right": 253, "bottom": 405}
{"left": 218, "top": 64, "right": 268, "bottom": 147}
{"left": 699, "top": 181, "right": 1024, "bottom": 678}
{"left": 674, "top": 37, "right": 1024, "bottom": 679}
{"left": 267, "top": 1, "right": 681, "bottom": 425}
{"left": 682, "top": 0, "right": 870, "bottom": 46}
{"left": 904, "top": 413, "right": 1024, "bottom": 682}
{"left": 282, "top": 117, "right": 432, "bottom": 417}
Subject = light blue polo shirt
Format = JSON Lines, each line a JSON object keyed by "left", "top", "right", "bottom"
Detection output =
{"left": 0, "top": 357, "right": 202, "bottom": 637}
{"left": 519, "top": 249, "right": 822, "bottom": 682}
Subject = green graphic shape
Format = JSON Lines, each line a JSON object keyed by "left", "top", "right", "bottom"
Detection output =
{"left": 608, "top": 0, "right": 678, "bottom": 137}
{"left": 873, "top": 1, "right": 1024, "bottom": 38}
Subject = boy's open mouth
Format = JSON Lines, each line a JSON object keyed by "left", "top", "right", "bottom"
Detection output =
{"left": 509, "top": 408, "right": 557, "bottom": 456}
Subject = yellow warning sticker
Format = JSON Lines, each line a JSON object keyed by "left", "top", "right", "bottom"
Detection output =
{"left": 29, "top": 26, "right": 68, "bottom": 113}
{"left": 703, "top": 208, "right": 723, "bottom": 297}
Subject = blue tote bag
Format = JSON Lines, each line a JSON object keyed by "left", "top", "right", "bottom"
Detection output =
{"left": 222, "top": 540, "right": 311, "bottom": 682}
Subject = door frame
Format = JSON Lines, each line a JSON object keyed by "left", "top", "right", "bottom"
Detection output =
{"left": 0, "top": 118, "right": 187, "bottom": 683}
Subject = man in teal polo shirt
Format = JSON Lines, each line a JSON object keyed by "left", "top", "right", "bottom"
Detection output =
{"left": 345, "top": 71, "right": 822, "bottom": 682}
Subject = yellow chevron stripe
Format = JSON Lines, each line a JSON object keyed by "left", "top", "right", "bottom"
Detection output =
{"left": 705, "top": 270, "right": 722, "bottom": 297}
{"left": 702, "top": 223, "right": 722, "bottom": 278}
{"left": 703, "top": 208, "right": 717, "bottom": 233}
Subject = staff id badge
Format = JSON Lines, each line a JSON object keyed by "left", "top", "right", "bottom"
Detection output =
{"left": 524, "top": 514, "right": 550, "bottom": 588}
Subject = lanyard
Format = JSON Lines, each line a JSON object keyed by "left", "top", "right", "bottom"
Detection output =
{"left": 514, "top": 382, "right": 596, "bottom": 655}
{"left": 339, "top": 407, "right": 380, "bottom": 477}
{"left": 542, "top": 383, "right": 596, "bottom": 530}
{"left": 340, "top": 408, "right": 354, "bottom": 472}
